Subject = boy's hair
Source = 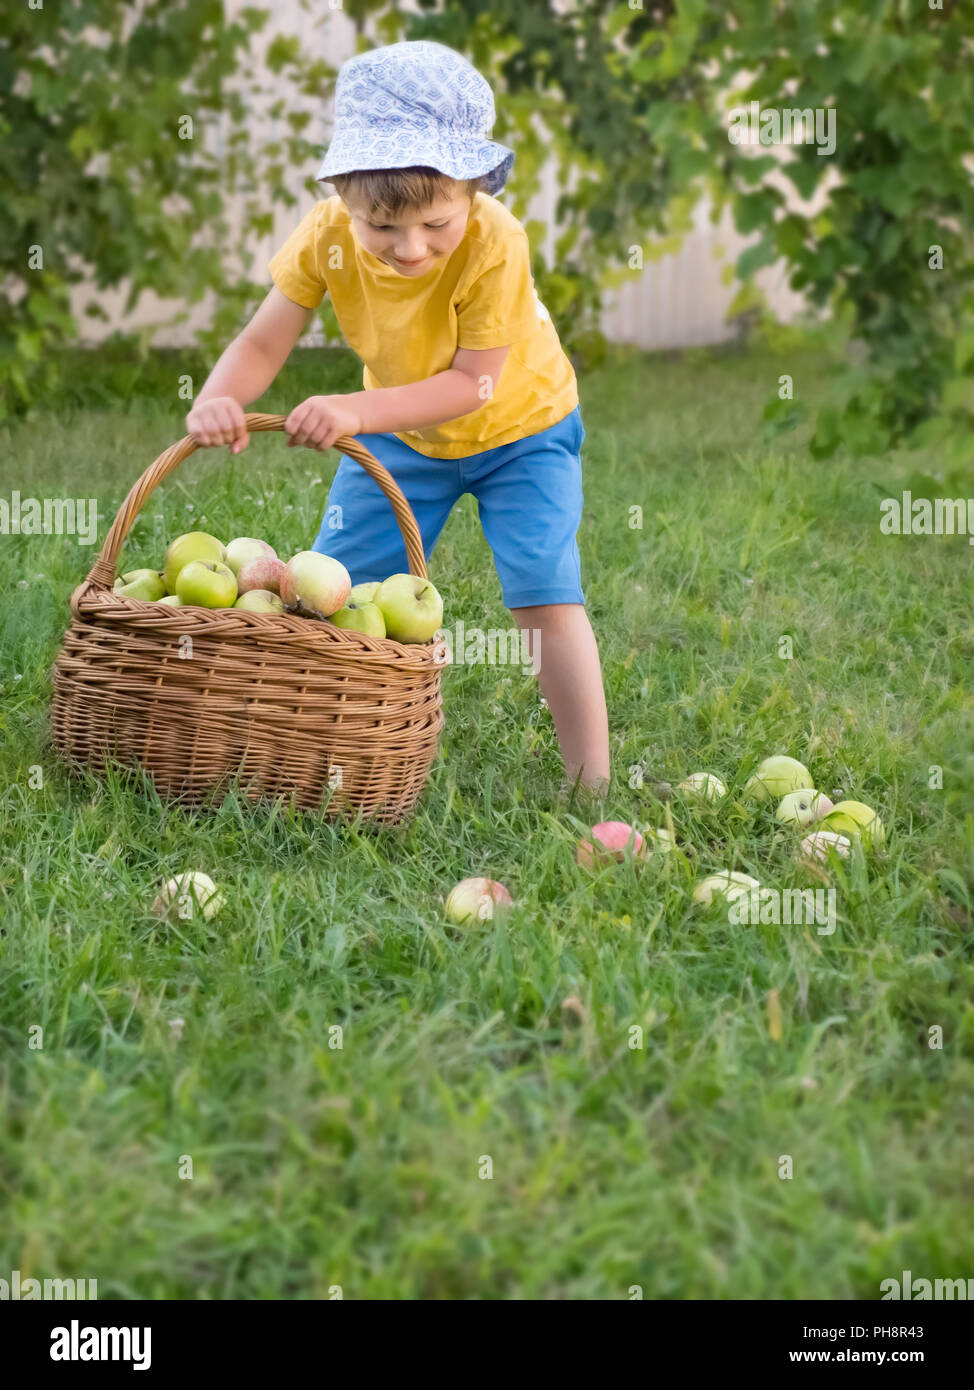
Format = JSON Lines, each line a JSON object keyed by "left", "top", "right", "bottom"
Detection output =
{"left": 327, "top": 165, "right": 486, "bottom": 219}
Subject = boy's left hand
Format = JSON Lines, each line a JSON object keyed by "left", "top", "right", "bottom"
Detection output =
{"left": 284, "top": 395, "right": 363, "bottom": 451}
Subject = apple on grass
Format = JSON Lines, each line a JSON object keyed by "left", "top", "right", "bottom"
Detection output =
{"left": 280, "top": 551, "right": 351, "bottom": 619}
{"left": 644, "top": 827, "right": 675, "bottom": 853}
{"left": 234, "top": 589, "right": 286, "bottom": 614}
{"left": 113, "top": 569, "right": 167, "bottom": 602}
{"left": 152, "top": 871, "right": 224, "bottom": 921}
{"left": 822, "top": 801, "right": 885, "bottom": 849}
{"left": 175, "top": 560, "right": 237, "bottom": 608}
{"left": 692, "top": 871, "right": 761, "bottom": 906}
{"left": 577, "top": 821, "right": 646, "bottom": 869}
{"left": 776, "top": 789, "right": 834, "bottom": 827}
{"left": 236, "top": 554, "right": 286, "bottom": 596}
{"left": 375, "top": 574, "right": 444, "bottom": 644}
{"left": 677, "top": 771, "right": 726, "bottom": 801}
{"left": 444, "top": 877, "right": 513, "bottom": 925}
{"left": 800, "top": 830, "right": 852, "bottom": 863}
{"left": 225, "top": 537, "right": 276, "bottom": 576}
{"left": 329, "top": 600, "right": 386, "bottom": 638}
{"left": 163, "top": 532, "right": 227, "bottom": 593}
{"left": 349, "top": 581, "right": 381, "bottom": 604}
{"left": 744, "top": 755, "right": 813, "bottom": 801}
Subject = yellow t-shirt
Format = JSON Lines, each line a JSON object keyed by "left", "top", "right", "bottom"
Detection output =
{"left": 267, "top": 192, "right": 579, "bottom": 459}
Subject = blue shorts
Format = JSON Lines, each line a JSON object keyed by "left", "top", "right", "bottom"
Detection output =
{"left": 311, "top": 405, "right": 586, "bottom": 608}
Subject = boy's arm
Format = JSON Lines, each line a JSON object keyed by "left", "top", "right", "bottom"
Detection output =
{"left": 194, "top": 288, "right": 316, "bottom": 411}
{"left": 346, "top": 344, "right": 512, "bottom": 435}
{"left": 188, "top": 288, "right": 318, "bottom": 451}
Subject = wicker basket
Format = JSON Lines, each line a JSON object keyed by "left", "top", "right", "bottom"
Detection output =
{"left": 51, "top": 414, "right": 448, "bottom": 825}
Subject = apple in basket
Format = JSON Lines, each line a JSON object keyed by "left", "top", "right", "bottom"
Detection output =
{"left": 375, "top": 574, "right": 444, "bottom": 644}
{"left": 236, "top": 554, "right": 286, "bottom": 596}
{"left": 175, "top": 560, "right": 237, "bottom": 608}
{"left": 349, "top": 580, "right": 381, "bottom": 603}
{"left": 163, "top": 531, "right": 227, "bottom": 593}
{"left": 329, "top": 599, "right": 386, "bottom": 638}
{"left": 225, "top": 536, "right": 276, "bottom": 576}
{"left": 234, "top": 589, "right": 286, "bottom": 614}
{"left": 113, "top": 568, "right": 167, "bottom": 602}
{"left": 280, "top": 551, "right": 351, "bottom": 619}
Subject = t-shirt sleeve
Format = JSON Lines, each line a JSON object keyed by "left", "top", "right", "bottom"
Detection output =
{"left": 267, "top": 204, "right": 328, "bottom": 310}
{"left": 455, "top": 233, "right": 546, "bottom": 349}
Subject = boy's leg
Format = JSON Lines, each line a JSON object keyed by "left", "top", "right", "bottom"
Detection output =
{"left": 509, "top": 603, "right": 610, "bottom": 792}
{"left": 312, "top": 431, "right": 462, "bottom": 584}
{"left": 465, "top": 407, "right": 610, "bottom": 791}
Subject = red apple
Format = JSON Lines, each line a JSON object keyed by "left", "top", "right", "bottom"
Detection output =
{"left": 576, "top": 821, "right": 645, "bottom": 869}
{"left": 237, "top": 554, "right": 286, "bottom": 595}
{"left": 280, "top": 551, "right": 351, "bottom": 619}
{"left": 225, "top": 537, "right": 277, "bottom": 576}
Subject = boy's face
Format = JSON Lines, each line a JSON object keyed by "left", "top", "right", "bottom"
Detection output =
{"left": 343, "top": 188, "right": 473, "bottom": 276}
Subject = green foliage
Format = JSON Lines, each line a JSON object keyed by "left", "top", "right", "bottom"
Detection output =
{"left": 386, "top": 0, "right": 974, "bottom": 457}
{"left": 703, "top": 0, "right": 974, "bottom": 459}
{"left": 1, "top": 0, "right": 328, "bottom": 420}
{"left": 5, "top": 0, "right": 973, "bottom": 459}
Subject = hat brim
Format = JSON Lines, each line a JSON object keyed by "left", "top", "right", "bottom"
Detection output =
{"left": 315, "top": 141, "right": 514, "bottom": 196}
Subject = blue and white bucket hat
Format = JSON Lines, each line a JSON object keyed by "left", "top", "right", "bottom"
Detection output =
{"left": 316, "top": 40, "right": 515, "bottom": 195}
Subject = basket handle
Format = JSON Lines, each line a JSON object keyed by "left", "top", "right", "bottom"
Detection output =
{"left": 86, "top": 413, "right": 428, "bottom": 590}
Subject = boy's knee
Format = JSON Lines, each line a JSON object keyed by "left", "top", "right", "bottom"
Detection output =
{"left": 510, "top": 602, "right": 582, "bottom": 622}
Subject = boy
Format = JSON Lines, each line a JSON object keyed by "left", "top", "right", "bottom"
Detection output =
{"left": 186, "top": 40, "right": 609, "bottom": 794}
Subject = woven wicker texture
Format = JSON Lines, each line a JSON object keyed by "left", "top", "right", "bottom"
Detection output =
{"left": 51, "top": 415, "right": 448, "bottom": 824}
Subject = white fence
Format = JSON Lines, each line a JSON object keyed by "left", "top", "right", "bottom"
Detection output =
{"left": 70, "top": 0, "right": 813, "bottom": 352}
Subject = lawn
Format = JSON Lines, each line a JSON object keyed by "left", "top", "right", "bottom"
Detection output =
{"left": 1, "top": 340, "right": 972, "bottom": 1299}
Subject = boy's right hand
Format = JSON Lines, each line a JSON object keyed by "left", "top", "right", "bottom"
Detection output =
{"left": 186, "top": 397, "right": 250, "bottom": 454}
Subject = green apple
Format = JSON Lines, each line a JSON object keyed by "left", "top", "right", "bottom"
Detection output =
{"left": 156, "top": 594, "right": 185, "bottom": 607}
{"left": 175, "top": 560, "right": 237, "bottom": 608}
{"left": 692, "top": 871, "right": 760, "bottom": 906}
{"left": 225, "top": 536, "right": 276, "bottom": 576}
{"left": 152, "top": 871, "right": 224, "bottom": 921}
{"left": 329, "top": 599, "right": 386, "bottom": 638}
{"left": 113, "top": 568, "right": 167, "bottom": 602}
{"left": 822, "top": 800, "right": 885, "bottom": 849}
{"left": 776, "top": 789, "right": 834, "bottom": 827}
{"left": 644, "top": 827, "right": 675, "bottom": 854}
{"left": 744, "top": 755, "right": 813, "bottom": 801}
{"left": 444, "top": 877, "right": 512, "bottom": 925}
{"left": 677, "top": 771, "right": 726, "bottom": 801}
{"left": 163, "top": 531, "right": 227, "bottom": 593}
{"left": 349, "top": 580, "right": 381, "bottom": 604}
{"left": 375, "top": 573, "right": 443, "bottom": 643}
{"left": 234, "top": 589, "right": 286, "bottom": 614}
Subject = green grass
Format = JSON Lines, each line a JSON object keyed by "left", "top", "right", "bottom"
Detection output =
{"left": 1, "top": 341, "right": 972, "bottom": 1299}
